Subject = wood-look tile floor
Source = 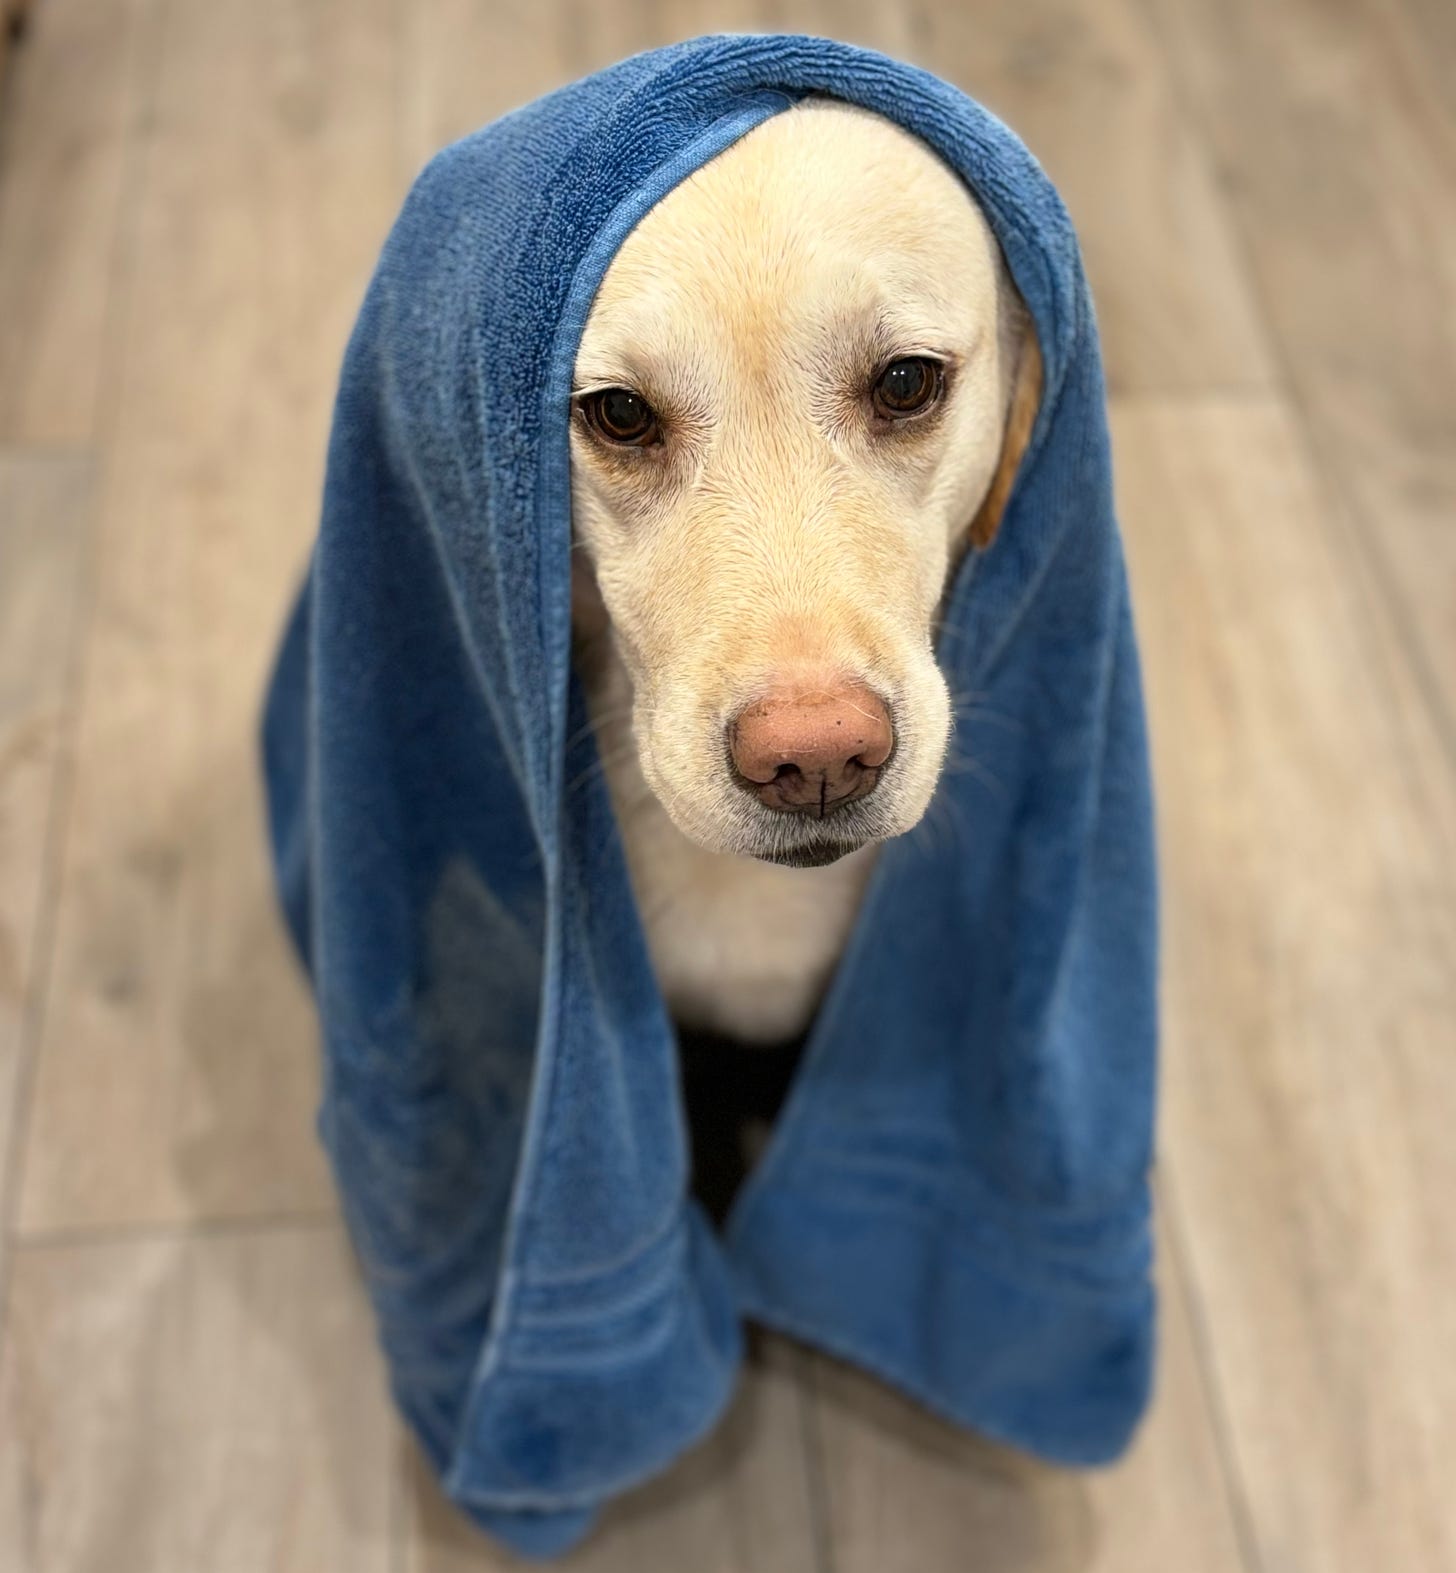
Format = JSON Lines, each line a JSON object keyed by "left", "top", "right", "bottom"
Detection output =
{"left": 0, "top": 1, "right": 1451, "bottom": 1569}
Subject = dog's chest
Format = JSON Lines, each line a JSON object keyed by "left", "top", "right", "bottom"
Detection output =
{"left": 613, "top": 788, "right": 876, "bottom": 1043}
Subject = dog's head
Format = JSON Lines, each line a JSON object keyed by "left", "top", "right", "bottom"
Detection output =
{"left": 570, "top": 100, "right": 1040, "bottom": 866}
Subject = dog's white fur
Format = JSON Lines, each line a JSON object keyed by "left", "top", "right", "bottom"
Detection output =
{"left": 570, "top": 100, "right": 1039, "bottom": 1042}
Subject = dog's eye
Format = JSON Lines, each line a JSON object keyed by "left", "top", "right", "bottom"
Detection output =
{"left": 582, "top": 387, "right": 659, "bottom": 446}
{"left": 872, "top": 357, "right": 942, "bottom": 418}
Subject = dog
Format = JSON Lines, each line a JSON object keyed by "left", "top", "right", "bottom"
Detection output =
{"left": 570, "top": 98, "right": 1041, "bottom": 1049}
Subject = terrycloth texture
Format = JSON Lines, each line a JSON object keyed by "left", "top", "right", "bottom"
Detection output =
{"left": 261, "top": 33, "right": 1158, "bottom": 1559}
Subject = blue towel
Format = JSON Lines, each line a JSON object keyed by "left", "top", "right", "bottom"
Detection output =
{"left": 261, "top": 33, "right": 1158, "bottom": 1558}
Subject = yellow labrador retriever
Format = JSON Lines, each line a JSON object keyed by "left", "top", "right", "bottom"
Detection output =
{"left": 570, "top": 99, "right": 1040, "bottom": 1046}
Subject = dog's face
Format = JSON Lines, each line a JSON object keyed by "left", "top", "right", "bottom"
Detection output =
{"left": 570, "top": 100, "right": 1039, "bottom": 866}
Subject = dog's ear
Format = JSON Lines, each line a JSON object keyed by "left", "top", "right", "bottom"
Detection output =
{"left": 968, "top": 310, "right": 1043, "bottom": 551}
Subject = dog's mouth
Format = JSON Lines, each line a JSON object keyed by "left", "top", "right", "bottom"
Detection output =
{"left": 639, "top": 759, "right": 926, "bottom": 866}
{"left": 757, "top": 841, "right": 866, "bottom": 868}
{"left": 733, "top": 789, "right": 901, "bottom": 867}
{"left": 730, "top": 769, "right": 890, "bottom": 866}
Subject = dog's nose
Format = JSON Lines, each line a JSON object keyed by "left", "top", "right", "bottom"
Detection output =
{"left": 729, "top": 683, "right": 894, "bottom": 815}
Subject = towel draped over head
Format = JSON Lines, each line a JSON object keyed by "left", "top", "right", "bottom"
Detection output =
{"left": 261, "top": 32, "right": 1159, "bottom": 1559}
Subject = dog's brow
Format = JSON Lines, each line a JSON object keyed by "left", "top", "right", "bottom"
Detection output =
{"left": 861, "top": 299, "right": 977, "bottom": 361}
{"left": 796, "top": 292, "right": 970, "bottom": 384}
{"left": 574, "top": 305, "right": 678, "bottom": 389}
{"left": 572, "top": 358, "right": 644, "bottom": 394}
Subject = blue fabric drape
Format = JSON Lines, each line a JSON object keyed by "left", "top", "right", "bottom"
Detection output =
{"left": 261, "top": 34, "right": 1159, "bottom": 1558}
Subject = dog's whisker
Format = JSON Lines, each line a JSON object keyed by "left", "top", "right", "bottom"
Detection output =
{"left": 949, "top": 707, "right": 1025, "bottom": 736}
{"left": 932, "top": 621, "right": 979, "bottom": 652}
{"left": 945, "top": 687, "right": 1024, "bottom": 732}
{"left": 940, "top": 752, "right": 1009, "bottom": 801}
{"left": 564, "top": 760, "right": 610, "bottom": 798}
{"left": 565, "top": 741, "right": 642, "bottom": 797}
{"left": 905, "top": 788, "right": 966, "bottom": 863}
{"left": 564, "top": 714, "right": 622, "bottom": 753}
{"left": 566, "top": 702, "right": 674, "bottom": 755}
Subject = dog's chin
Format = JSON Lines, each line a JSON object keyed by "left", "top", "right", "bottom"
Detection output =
{"left": 703, "top": 799, "right": 902, "bottom": 868}
{"left": 643, "top": 779, "right": 888, "bottom": 865}
{"left": 754, "top": 841, "right": 866, "bottom": 868}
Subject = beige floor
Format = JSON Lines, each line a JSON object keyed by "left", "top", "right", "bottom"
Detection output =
{"left": 0, "top": 1, "right": 1453, "bottom": 1569}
